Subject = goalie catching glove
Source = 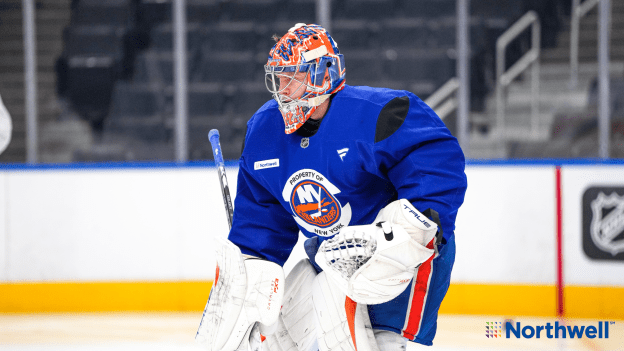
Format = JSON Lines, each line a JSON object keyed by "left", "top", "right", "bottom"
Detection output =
{"left": 315, "top": 199, "right": 439, "bottom": 305}
{"left": 196, "top": 237, "right": 284, "bottom": 351}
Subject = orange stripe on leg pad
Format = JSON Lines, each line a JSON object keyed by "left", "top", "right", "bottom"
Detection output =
{"left": 215, "top": 265, "right": 220, "bottom": 288}
{"left": 345, "top": 296, "right": 358, "bottom": 351}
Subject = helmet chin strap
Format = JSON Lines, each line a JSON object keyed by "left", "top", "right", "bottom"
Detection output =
{"left": 307, "top": 94, "right": 331, "bottom": 107}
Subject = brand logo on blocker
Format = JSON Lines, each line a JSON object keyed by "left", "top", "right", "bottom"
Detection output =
{"left": 489, "top": 321, "right": 615, "bottom": 339}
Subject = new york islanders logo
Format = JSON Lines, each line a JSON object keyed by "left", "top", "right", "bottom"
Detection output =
{"left": 291, "top": 180, "right": 340, "bottom": 227}
{"left": 282, "top": 169, "right": 351, "bottom": 236}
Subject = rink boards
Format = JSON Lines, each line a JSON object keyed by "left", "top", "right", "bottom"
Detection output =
{"left": 0, "top": 161, "right": 623, "bottom": 319}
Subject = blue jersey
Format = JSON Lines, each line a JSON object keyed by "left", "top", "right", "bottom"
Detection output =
{"left": 229, "top": 85, "right": 467, "bottom": 266}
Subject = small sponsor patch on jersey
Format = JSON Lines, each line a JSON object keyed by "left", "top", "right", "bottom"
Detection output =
{"left": 254, "top": 159, "right": 280, "bottom": 170}
{"left": 337, "top": 148, "right": 349, "bottom": 161}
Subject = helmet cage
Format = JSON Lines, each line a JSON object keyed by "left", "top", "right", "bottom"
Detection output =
{"left": 265, "top": 54, "right": 343, "bottom": 102}
{"left": 264, "top": 63, "right": 311, "bottom": 96}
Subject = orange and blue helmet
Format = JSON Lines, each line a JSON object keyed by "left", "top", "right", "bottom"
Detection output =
{"left": 265, "top": 23, "right": 346, "bottom": 134}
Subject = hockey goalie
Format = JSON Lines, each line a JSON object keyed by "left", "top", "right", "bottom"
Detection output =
{"left": 196, "top": 23, "right": 467, "bottom": 351}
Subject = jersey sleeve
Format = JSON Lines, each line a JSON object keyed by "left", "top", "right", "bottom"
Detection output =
{"left": 373, "top": 94, "right": 467, "bottom": 239}
{"left": 227, "top": 154, "right": 300, "bottom": 266}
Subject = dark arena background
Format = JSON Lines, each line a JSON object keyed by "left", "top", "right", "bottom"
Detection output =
{"left": 0, "top": 1, "right": 623, "bottom": 350}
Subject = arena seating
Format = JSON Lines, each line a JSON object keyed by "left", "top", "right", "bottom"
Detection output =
{"left": 108, "top": 82, "right": 162, "bottom": 118}
{"left": 205, "top": 21, "right": 263, "bottom": 52}
{"left": 402, "top": 0, "right": 456, "bottom": 19}
{"left": 283, "top": 0, "right": 320, "bottom": 24}
{"left": 65, "top": 56, "right": 118, "bottom": 131}
{"left": 330, "top": 20, "right": 375, "bottom": 50}
{"left": 221, "top": 0, "right": 282, "bottom": 22}
{"left": 149, "top": 23, "right": 203, "bottom": 53}
{"left": 64, "top": 25, "right": 126, "bottom": 57}
{"left": 197, "top": 51, "right": 259, "bottom": 83}
{"left": 230, "top": 83, "right": 272, "bottom": 115}
{"left": 71, "top": 0, "right": 134, "bottom": 26}
{"left": 56, "top": 0, "right": 137, "bottom": 132}
{"left": 339, "top": 0, "right": 396, "bottom": 20}
{"left": 56, "top": 0, "right": 567, "bottom": 161}
{"left": 137, "top": 0, "right": 222, "bottom": 28}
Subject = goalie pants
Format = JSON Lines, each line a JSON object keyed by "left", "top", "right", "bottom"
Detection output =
{"left": 305, "top": 233, "right": 456, "bottom": 346}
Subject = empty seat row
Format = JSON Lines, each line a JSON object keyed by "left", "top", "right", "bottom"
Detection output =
{"left": 471, "top": 0, "right": 525, "bottom": 26}
{"left": 132, "top": 47, "right": 455, "bottom": 86}
{"left": 149, "top": 21, "right": 274, "bottom": 53}
{"left": 63, "top": 25, "right": 127, "bottom": 58}
{"left": 400, "top": 0, "right": 456, "bottom": 19}
{"left": 102, "top": 108, "right": 248, "bottom": 160}
{"left": 103, "top": 114, "right": 172, "bottom": 143}
{"left": 146, "top": 19, "right": 464, "bottom": 54}
{"left": 132, "top": 51, "right": 263, "bottom": 84}
{"left": 345, "top": 48, "right": 455, "bottom": 85}
{"left": 187, "top": 114, "right": 247, "bottom": 159}
{"left": 71, "top": 0, "right": 135, "bottom": 27}
{"left": 136, "top": 0, "right": 478, "bottom": 28}
{"left": 137, "top": 0, "right": 315, "bottom": 27}
{"left": 164, "top": 83, "right": 269, "bottom": 116}
{"left": 108, "top": 81, "right": 271, "bottom": 118}
{"left": 136, "top": 0, "right": 415, "bottom": 27}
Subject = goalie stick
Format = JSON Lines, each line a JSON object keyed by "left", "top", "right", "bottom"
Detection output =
{"left": 200, "top": 130, "right": 282, "bottom": 351}
{"left": 209, "top": 129, "right": 234, "bottom": 229}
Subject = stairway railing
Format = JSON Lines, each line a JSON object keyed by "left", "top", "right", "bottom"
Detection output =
{"left": 495, "top": 11, "right": 541, "bottom": 139}
{"left": 570, "top": 0, "right": 600, "bottom": 88}
{"left": 424, "top": 78, "right": 460, "bottom": 120}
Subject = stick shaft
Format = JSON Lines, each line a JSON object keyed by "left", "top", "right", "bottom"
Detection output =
{"left": 209, "top": 129, "right": 234, "bottom": 229}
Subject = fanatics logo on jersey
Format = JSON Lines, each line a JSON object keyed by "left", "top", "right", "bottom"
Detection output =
{"left": 282, "top": 169, "right": 352, "bottom": 236}
{"left": 254, "top": 159, "right": 280, "bottom": 170}
{"left": 583, "top": 186, "right": 624, "bottom": 260}
{"left": 337, "top": 148, "right": 348, "bottom": 161}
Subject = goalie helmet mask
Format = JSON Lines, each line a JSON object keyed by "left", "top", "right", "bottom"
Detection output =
{"left": 265, "top": 23, "right": 346, "bottom": 134}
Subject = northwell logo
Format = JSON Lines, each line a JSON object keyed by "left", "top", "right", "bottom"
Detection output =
{"left": 488, "top": 321, "right": 614, "bottom": 339}
{"left": 254, "top": 158, "right": 279, "bottom": 170}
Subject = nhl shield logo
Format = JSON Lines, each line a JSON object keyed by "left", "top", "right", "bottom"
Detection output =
{"left": 282, "top": 169, "right": 352, "bottom": 236}
{"left": 583, "top": 186, "right": 624, "bottom": 260}
{"left": 590, "top": 192, "right": 624, "bottom": 256}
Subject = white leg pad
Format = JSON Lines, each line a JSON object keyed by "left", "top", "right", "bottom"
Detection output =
{"left": 373, "top": 330, "right": 407, "bottom": 351}
{"left": 282, "top": 259, "right": 319, "bottom": 351}
{"left": 262, "top": 316, "right": 298, "bottom": 351}
{"left": 196, "top": 238, "right": 284, "bottom": 351}
{"left": 262, "top": 259, "right": 319, "bottom": 351}
{"left": 312, "top": 272, "right": 380, "bottom": 351}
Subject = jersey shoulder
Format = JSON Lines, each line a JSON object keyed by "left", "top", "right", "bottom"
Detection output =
{"left": 247, "top": 99, "right": 280, "bottom": 132}
{"left": 335, "top": 85, "right": 408, "bottom": 109}
{"left": 242, "top": 99, "right": 283, "bottom": 155}
{"left": 332, "top": 85, "right": 444, "bottom": 143}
